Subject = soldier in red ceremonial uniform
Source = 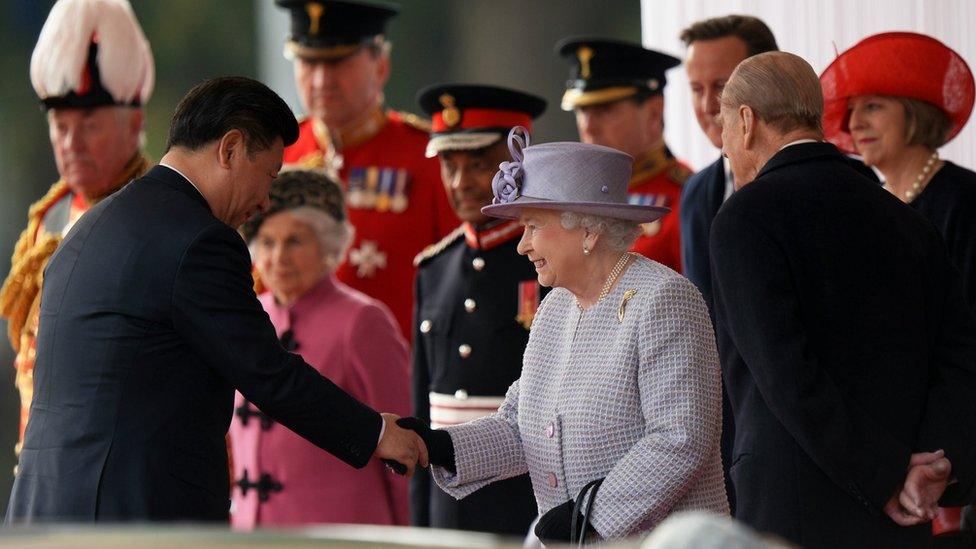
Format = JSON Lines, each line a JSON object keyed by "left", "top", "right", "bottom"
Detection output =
{"left": 275, "top": 0, "right": 458, "bottom": 339}
{"left": 409, "top": 84, "right": 546, "bottom": 537}
{"left": 0, "top": 0, "right": 153, "bottom": 456}
{"left": 556, "top": 38, "right": 691, "bottom": 272}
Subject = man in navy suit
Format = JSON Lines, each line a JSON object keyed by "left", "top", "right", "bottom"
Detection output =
{"left": 678, "top": 15, "right": 778, "bottom": 310}
{"left": 677, "top": 16, "right": 778, "bottom": 513}
{"left": 6, "top": 77, "right": 427, "bottom": 523}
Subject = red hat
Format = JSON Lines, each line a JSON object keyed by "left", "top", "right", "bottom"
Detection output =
{"left": 820, "top": 32, "right": 974, "bottom": 153}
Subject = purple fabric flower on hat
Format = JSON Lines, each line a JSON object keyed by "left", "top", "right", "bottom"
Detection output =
{"left": 491, "top": 126, "right": 530, "bottom": 205}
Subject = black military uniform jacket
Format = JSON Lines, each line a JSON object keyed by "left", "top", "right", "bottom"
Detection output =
{"left": 410, "top": 221, "right": 543, "bottom": 535}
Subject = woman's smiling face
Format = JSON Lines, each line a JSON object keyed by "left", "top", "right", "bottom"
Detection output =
{"left": 516, "top": 207, "right": 585, "bottom": 289}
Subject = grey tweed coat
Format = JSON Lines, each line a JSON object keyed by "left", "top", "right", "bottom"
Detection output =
{"left": 431, "top": 256, "right": 729, "bottom": 540}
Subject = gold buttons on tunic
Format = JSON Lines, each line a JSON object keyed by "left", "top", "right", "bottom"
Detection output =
{"left": 458, "top": 344, "right": 472, "bottom": 358}
{"left": 464, "top": 298, "right": 476, "bottom": 313}
{"left": 454, "top": 389, "right": 468, "bottom": 400}
{"left": 472, "top": 257, "right": 486, "bottom": 271}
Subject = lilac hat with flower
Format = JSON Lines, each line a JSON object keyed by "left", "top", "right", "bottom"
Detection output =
{"left": 481, "top": 127, "right": 669, "bottom": 223}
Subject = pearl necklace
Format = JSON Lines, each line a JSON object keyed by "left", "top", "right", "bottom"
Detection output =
{"left": 576, "top": 252, "right": 634, "bottom": 311}
{"left": 892, "top": 152, "right": 938, "bottom": 202}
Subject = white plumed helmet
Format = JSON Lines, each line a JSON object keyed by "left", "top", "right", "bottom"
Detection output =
{"left": 30, "top": 0, "right": 154, "bottom": 109}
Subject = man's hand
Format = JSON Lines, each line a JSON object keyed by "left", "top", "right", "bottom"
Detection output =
{"left": 902, "top": 451, "right": 951, "bottom": 520}
{"left": 374, "top": 413, "right": 429, "bottom": 478}
{"left": 884, "top": 450, "right": 951, "bottom": 526}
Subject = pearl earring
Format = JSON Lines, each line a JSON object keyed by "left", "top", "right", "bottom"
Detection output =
{"left": 583, "top": 246, "right": 590, "bottom": 256}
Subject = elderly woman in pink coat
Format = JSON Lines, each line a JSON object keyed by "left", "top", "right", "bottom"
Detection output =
{"left": 230, "top": 169, "right": 410, "bottom": 529}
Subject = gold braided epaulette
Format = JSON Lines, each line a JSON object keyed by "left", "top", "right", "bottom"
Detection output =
{"left": 413, "top": 226, "right": 465, "bottom": 267}
{"left": 397, "top": 111, "right": 432, "bottom": 133}
{"left": 0, "top": 181, "right": 70, "bottom": 350}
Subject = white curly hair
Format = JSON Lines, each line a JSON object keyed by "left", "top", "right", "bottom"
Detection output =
{"left": 560, "top": 211, "right": 642, "bottom": 252}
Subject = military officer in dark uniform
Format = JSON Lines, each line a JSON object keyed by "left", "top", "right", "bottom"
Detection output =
{"left": 411, "top": 84, "right": 546, "bottom": 536}
{"left": 556, "top": 37, "right": 692, "bottom": 273}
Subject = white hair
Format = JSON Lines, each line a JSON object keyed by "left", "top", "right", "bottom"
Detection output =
{"left": 642, "top": 511, "right": 795, "bottom": 549}
{"left": 560, "top": 211, "right": 642, "bottom": 252}
{"left": 249, "top": 207, "right": 354, "bottom": 272}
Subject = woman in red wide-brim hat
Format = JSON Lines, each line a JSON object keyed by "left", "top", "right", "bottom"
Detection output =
{"left": 821, "top": 31, "right": 976, "bottom": 540}
{"left": 821, "top": 32, "right": 975, "bottom": 307}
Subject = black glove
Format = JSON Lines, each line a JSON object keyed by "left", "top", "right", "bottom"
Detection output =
{"left": 396, "top": 416, "right": 456, "bottom": 473}
{"left": 534, "top": 498, "right": 594, "bottom": 543}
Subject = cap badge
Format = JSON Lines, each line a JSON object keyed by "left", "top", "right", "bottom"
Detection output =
{"left": 306, "top": 2, "right": 325, "bottom": 35}
{"left": 577, "top": 46, "right": 594, "bottom": 79}
{"left": 439, "top": 94, "right": 460, "bottom": 128}
{"left": 648, "top": 78, "right": 659, "bottom": 91}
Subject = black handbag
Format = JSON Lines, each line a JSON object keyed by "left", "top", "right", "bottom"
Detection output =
{"left": 570, "top": 478, "right": 604, "bottom": 546}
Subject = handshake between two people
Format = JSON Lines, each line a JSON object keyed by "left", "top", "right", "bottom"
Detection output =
{"left": 373, "top": 413, "right": 456, "bottom": 477}
{"left": 883, "top": 449, "right": 953, "bottom": 526}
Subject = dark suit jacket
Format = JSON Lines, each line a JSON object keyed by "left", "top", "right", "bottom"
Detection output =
{"left": 7, "top": 166, "right": 382, "bottom": 523}
{"left": 680, "top": 156, "right": 726, "bottom": 310}
{"left": 710, "top": 143, "right": 976, "bottom": 548}
{"left": 678, "top": 157, "right": 736, "bottom": 513}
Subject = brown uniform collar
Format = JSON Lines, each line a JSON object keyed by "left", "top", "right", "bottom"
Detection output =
{"left": 630, "top": 142, "right": 676, "bottom": 188}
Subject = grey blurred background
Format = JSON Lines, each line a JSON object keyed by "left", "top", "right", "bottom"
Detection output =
{"left": 0, "top": 0, "right": 640, "bottom": 514}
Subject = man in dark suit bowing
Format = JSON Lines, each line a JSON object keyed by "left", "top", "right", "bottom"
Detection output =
{"left": 6, "top": 76, "right": 427, "bottom": 524}
{"left": 711, "top": 51, "right": 976, "bottom": 548}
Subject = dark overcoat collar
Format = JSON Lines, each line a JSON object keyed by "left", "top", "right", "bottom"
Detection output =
{"left": 756, "top": 142, "right": 842, "bottom": 180}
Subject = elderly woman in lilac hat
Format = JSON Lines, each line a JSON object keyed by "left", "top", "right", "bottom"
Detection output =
{"left": 398, "top": 128, "right": 728, "bottom": 544}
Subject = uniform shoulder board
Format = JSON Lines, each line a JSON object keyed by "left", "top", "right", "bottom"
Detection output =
{"left": 668, "top": 163, "right": 693, "bottom": 186}
{"left": 397, "top": 110, "right": 433, "bottom": 133}
{"left": 414, "top": 225, "right": 465, "bottom": 267}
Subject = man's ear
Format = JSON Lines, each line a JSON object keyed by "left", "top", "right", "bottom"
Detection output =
{"left": 216, "top": 129, "right": 245, "bottom": 169}
{"left": 374, "top": 49, "right": 391, "bottom": 89}
{"left": 740, "top": 105, "right": 756, "bottom": 149}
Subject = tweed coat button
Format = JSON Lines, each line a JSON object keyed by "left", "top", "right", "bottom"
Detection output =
{"left": 472, "top": 257, "right": 486, "bottom": 271}
{"left": 547, "top": 472, "right": 558, "bottom": 488}
{"left": 419, "top": 319, "right": 432, "bottom": 333}
{"left": 545, "top": 422, "right": 554, "bottom": 438}
{"left": 464, "top": 298, "right": 477, "bottom": 313}
{"left": 454, "top": 389, "right": 468, "bottom": 400}
{"left": 458, "top": 344, "right": 472, "bottom": 358}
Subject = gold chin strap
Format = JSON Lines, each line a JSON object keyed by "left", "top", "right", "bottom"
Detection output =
{"left": 283, "top": 41, "right": 361, "bottom": 62}
{"left": 560, "top": 86, "right": 639, "bottom": 111}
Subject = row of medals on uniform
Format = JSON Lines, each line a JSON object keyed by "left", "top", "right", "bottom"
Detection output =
{"left": 344, "top": 162, "right": 410, "bottom": 213}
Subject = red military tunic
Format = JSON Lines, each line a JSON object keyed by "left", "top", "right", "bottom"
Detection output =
{"left": 627, "top": 143, "right": 692, "bottom": 273}
{"left": 283, "top": 107, "right": 459, "bottom": 340}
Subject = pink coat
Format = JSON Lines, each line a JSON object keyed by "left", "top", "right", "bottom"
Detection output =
{"left": 230, "top": 275, "right": 410, "bottom": 529}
